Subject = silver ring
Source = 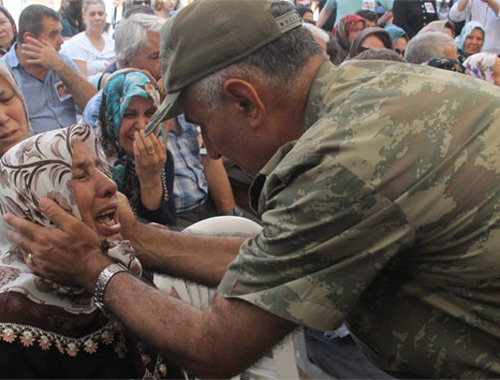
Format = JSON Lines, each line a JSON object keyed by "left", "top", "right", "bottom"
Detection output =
{"left": 26, "top": 253, "right": 34, "bottom": 267}
{"left": 147, "top": 150, "right": 155, "bottom": 155}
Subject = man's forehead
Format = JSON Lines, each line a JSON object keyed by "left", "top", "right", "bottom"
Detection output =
{"left": 40, "top": 16, "right": 61, "bottom": 31}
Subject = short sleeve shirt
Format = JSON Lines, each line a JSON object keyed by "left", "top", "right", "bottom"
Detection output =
{"left": 3, "top": 44, "right": 78, "bottom": 134}
{"left": 61, "top": 32, "right": 115, "bottom": 78}
{"left": 219, "top": 61, "right": 500, "bottom": 378}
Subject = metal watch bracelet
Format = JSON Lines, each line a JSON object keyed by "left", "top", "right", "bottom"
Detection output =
{"left": 93, "top": 263, "right": 128, "bottom": 312}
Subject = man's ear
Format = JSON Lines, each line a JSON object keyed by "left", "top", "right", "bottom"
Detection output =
{"left": 223, "top": 78, "right": 265, "bottom": 128}
{"left": 22, "top": 31, "right": 36, "bottom": 43}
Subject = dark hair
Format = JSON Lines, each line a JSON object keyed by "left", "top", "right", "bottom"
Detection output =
{"left": 326, "top": 34, "right": 344, "bottom": 65}
{"left": 356, "top": 9, "right": 378, "bottom": 23}
{"left": 354, "top": 48, "right": 406, "bottom": 62}
{"left": 60, "top": 0, "right": 84, "bottom": 36}
{"left": 18, "top": 5, "right": 60, "bottom": 44}
{"left": 296, "top": 5, "right": 313, "bottom": 18}
{"left": 124, "top": 5, "right": 156, "bottom": 18}
{"left": 0, "top": 6, "right": 17, "bottom": 50}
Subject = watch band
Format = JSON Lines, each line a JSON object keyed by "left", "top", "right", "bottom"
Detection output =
{"left": 93, "top": 263, "right": 128, "bottom": 313}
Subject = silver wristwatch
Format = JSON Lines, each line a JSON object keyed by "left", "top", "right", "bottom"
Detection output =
{"left": 93, "top": 263, "right": 128, "bottom": 313}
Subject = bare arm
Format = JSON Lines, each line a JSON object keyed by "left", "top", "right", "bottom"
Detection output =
{"left": 457, "top": 0, "right": 469, "bottom": 12}
{"left": 4, "top": 195, "right": 244, "bottom": 286}
{"left": 317, "top": 7, "right": 333, "bottom": 28}
{"left": 483, "top": 0, "right": 500, "bottom": 16}
{"left": 3, "top": 198, "right": 296, "bottom": 378}
{"left": 202, "top": 155, "right": 237, "bottom": 213}
{"left": 377, "top": 10, "right": 394, "bottom": 26}
{"left": 21, "top": 37, "right": 97, "bottom": 109}
{"left": 73, "top": 59, "right": 87, "bottom": 78}
{"left": 104, "top": 276, "right": 296, "bottom": 378}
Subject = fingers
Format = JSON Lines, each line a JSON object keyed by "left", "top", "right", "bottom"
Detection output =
{"left": 3, "top": 212, "right": 43, "bottom": 242}
{"left": 134, "top": 132, "right": 166, "bottom": 163}
{"left": 38, "top": 198, "right": 79, "bottom": 233}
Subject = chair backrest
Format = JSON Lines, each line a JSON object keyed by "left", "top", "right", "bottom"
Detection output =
{"left": 153, "top": 216, "right": 321, "bottom": 380}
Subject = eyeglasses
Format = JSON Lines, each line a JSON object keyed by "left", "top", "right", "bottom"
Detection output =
{"left": 395, "top": 48, "right": 405, "bottom": 56}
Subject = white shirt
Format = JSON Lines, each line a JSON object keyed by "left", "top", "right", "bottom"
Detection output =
{"left": 61, "top": 32, "right": 115, "bottom": 78}
{"left": 449, "top": 0, "right": 500, "bottom": 54}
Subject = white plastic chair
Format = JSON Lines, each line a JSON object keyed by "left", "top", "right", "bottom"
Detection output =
{"left": 153, "top": 216, "right": 330, "bottom": 380}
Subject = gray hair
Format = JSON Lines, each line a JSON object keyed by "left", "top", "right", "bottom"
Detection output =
{"left": 303, "top": 23, "right": 330, "bottom": 44}
{"left": 114, "top": 13, "right": 165, "bottom": 67}
{"left": 192, "top": 2, "right": 323, "bottom": 111}
{"left": 405, "top": 32, "right": 457, "bottom": 64}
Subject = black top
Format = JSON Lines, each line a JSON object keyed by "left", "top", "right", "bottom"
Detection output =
{"left": 393, "top": 0, "right": 440, "bottom": 39}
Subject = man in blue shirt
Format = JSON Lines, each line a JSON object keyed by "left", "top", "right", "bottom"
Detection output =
{"left": 3, "top": 5, "right": 96, "bottom": 134}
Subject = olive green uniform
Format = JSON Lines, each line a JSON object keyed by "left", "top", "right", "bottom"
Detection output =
{"left": 219, "top": 60, "right": 500, "bottom": 378}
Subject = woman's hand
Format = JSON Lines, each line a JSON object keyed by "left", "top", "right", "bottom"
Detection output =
{"left": 133, "top": 131, "right": 167, "bottom": 210}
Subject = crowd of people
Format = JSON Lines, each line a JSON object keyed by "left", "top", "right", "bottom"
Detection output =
{"left": 0, "top": 0, "right": 499, "bottom": 379}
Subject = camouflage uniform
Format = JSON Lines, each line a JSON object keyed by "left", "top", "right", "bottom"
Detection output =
{"left": 219, "top": 60, "right": 500, "bottom": 378}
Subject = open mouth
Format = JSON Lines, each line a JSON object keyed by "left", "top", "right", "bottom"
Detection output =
{"left": 94, "top": 207, "right": 121, "bottom": 236}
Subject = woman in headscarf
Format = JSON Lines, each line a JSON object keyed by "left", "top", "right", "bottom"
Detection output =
{"left": 424, "top": 57, "right": 467, "bottom": 74}
{"left": 0, "top": 124, "right": 176, "bottom": 378}
{"left": 332, "top": 14, "right": 365, "bottom": 62}
{"left": 455, "top": 21, "right": 485, "bottom": 63}
{"left": 98, "top": 68, "right": 176, "bottom": 226}
{"left": 0, "top": 6, "right": 17, "bottom": 57}
{"left": 464, "top": 52, "right": 500, "bottom": 87}
{"left": 0, "top": 59, "right": 31, "bottom": 156}
{"left": 347, "top": 27, "right": 393, "bottom": 60}
{"left": 384, "top": 24, "right": 409, "bottom": 58}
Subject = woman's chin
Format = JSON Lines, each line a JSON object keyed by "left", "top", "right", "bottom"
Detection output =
{"left": 95, "top": 220, "right": 123, "bottom": 240}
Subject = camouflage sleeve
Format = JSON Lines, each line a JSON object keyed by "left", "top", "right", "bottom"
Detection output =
{"left": 218, "top": 129, "right": 415, "bottom": 330}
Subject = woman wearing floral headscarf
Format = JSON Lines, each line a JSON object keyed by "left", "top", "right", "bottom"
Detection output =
{"left": 98, "top": 68, "right": 176, "bottom": 226}
{"left": 464, "top": 52, "right": 500, "bottom": 87}
{"left": 0, "top": 124, "right": 176, "bottom": 378}
{"left": 332, "top": 14, "right": 366, "bottom": 62}
{"left": 0, "top": 59, "right": 31, "bottom": 157}
{"left": 455, "top": 21, "right": 486, "bottom": 63}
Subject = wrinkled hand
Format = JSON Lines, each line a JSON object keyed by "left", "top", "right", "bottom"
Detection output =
{"left": 21, "top": 37, "right": 64, "bottom": 71}
{"left": 3, "top": 198, "right": 110, "bottom": 291}
{"left": 133, "top": 131, "right": 167, "bottom": 186}
{"left": 116, "top": 192, "right": 138, "bottom": 240}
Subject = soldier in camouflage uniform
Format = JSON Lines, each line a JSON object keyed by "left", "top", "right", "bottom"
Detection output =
{"left": 4, "top": 0, "right": 500, "bottom": 379}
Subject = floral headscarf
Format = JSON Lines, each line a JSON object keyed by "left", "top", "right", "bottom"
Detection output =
{"left": 455, "top": 21, "right": 485, "bottom": 52}
{"left": 425, "top": 57, "right": 467, "bottom": 74}
{"left": 0, "top": 59, "right": 32, "bottom": 154}
{"left": 0, "top": 124, "right": 142, "bottom": 357}
{"left": 333, "top": 14, "right": 366, "bottom": 51}
{"left": 464, "top": 52, "right": 499, "bottom": 85}
{"left": 97, "top": 68, "right": 165, "bottom": 215}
